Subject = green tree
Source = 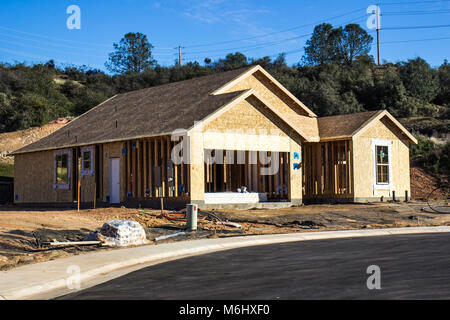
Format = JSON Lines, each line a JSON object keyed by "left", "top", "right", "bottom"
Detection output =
{"left": 213, "top": 52, "right": 248, "bottom": 71}
{"left": 398, "top": 58, "right": 438, "bottom": 102}
{"left": 106, "top": 32, "right": 156, "bottom": 74}
{"left": 303, "top": 24, "right": 373, "bottom": 66}
{"left": 303, "top": 23, "right": 335, "bottom": 66}
{"left": 333, "top": 24, "right": 373, "bottom": 65}
{"left": 436, "top": 61, "right": 450, "bottom": 107}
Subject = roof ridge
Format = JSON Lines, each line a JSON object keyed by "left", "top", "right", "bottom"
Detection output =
{"left": 119, "top": 65, "right": 255, "bottom": 97}
{"left": 317, "top": 110, "right": 381, "bottom": 120}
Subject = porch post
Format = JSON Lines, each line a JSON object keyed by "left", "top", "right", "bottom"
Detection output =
{"left": 289, "top": 139, "right": 303, "bottom": 205}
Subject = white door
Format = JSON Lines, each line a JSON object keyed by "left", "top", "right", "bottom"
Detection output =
{"left": 110, "top": 158, "right": 120, "bottom": 204}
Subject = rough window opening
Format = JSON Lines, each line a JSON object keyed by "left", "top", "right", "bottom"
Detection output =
{"left": 81, "top": 146, "right": 95, "bottom": 176}
{"left": 53, "top": 149, "right": 71, "bottom": 189}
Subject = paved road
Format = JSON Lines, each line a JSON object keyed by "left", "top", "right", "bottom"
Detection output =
{"left": 58, "top": 233, "right": 450, "bottom": 300}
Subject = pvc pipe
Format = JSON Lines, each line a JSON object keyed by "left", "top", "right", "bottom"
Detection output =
{"left": 186, "top": 204, "right": 198, "bottom": 231}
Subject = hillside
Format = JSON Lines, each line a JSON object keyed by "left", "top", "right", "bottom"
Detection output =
{"left": 0, "top": 123, "right": 66, "bottom": 177}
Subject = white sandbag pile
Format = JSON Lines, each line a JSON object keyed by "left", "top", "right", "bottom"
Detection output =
{"left": 87, "top": 220, "right": 148, "bottom": 247}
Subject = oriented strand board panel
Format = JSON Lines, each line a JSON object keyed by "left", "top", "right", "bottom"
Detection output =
{"left": 289, "top": 139, "right": 302, "bottom": 202}
{"left": 80, "top": 147, "right": 95, "bottom": 203}
{"left": 224, "top": 70, "right": 312, "bottom": 117}
{"left": 202, "top": 97, "right": 286, "bottom": 135}
{"left": 353, "top": 118, "right": 411, "bottom": 199}
{"left": 202, "top": 97, "right": 291, "bottom": 151}
{"left": 188, "top": 130, "right": 205, "bottom": 202}
{"left": 81, "top": 175, "right": 96, "bottom": 203}
{"left": 222, "top": 71, "right": 319, "bottom": 140}
{"left": 203, "top": 132, "right": 290, "bottom": 152}
{"left": 14, "top": 150, "right": 72, "bottom": 203}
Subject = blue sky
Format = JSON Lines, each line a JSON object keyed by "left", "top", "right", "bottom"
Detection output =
{"left": 0, "top": 0, "right": 449, "bottom": 71}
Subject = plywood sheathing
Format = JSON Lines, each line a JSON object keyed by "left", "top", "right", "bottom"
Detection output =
{"left": 289, "top": 139, "right": 301, "bottom": 201}
{"left": 220, "top": 70, "right": 320, "bottom": 140}
{"left": 353, "top": 117, "right": 411, "bottom": 199}
{"left": 80, "top": 147, "right": 95, "bottom": 203}
{"left": 213, "top": 66, "right": 316, "bottom": 118}
{"left": 188, "top": 130, "right": 205, "bottom": 202}
{"left": 14, "top": 150, "right": 73, "bottom": 203}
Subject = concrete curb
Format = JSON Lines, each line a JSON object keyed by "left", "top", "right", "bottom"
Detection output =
{"left": 1, "top": 226, "right": 449, "bottom": 300}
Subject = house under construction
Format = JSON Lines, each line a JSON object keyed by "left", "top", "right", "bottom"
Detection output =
{"left": 12, "top": 65, "right": 417, "bottom": 209}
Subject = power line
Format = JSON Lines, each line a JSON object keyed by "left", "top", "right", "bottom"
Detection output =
{"left": 382, "top": 35, "right": 450, "bottom": 43}
{"left": 0, "top": 47, "right": 104, "bottom": 69}
{"left": 0, "top": 32, "right": 110, "bottom": 53}
{"left": 0, "top": 38, "right": 107, "bottom": 59}
{"left": 383, "top": 9, "right": 450, "bottom": 15}
{"left": 0, "top": 25, "right": 174, "bottom": 51}
{"left": 0, "top": 25, "right": 112, "bottom": 48}
{"left": 383, "top": 24, "right": 450, "bottom": 30}
{"left": 183, "top": 15, "right": 368, "bottom": 57}
{"left": 382, "top": 0, "right": 450, "bottom": 5}
{"left": 184, "top": 7, "right": 368, "bottom": 48}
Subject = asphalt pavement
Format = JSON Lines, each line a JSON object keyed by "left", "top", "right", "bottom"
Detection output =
{"left": 57, "top": 233, "right": 450, "bottom": 300}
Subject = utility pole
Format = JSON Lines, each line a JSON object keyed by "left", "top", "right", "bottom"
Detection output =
{"left": 376, "top": 5, "right": 381, "bottom": 66}
{"left": 178, "top": 46, "right": 183, "bottom": 66}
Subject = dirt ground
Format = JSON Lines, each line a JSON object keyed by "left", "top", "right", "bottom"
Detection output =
{"left": 410, "top": 166, "right": 448, "bottom": 200}
{"left": 0, "top": 201, "right": 449, "bottom": 271}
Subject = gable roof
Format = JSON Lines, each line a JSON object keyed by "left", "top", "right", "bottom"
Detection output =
{"left": 318, "top": 111, "right": 382, "bottom": 140}
{"left": 192, "top": 89, "right": 315, "bottom": 142}
{"left": 14, "top": 67, "right": 254, "bottom": 154}
{"left": 318, "top": 110, "right": 417, "bottom": 144}
{"left": 352, "top": 110, "right": 418, "bottom": 144}
{"left": 212, "top": 65, "right": 317, "bottom": 118}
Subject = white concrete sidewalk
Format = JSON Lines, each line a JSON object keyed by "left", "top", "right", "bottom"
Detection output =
{"left": 1, "top": 226, "right": 449, "bottom": 300}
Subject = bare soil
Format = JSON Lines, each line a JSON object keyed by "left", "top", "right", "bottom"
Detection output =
{"left": 0, "top": 123, "right": 65, "bottom": 154}
{"left": 410, "top": 166, "right": 448, "bottom": 200}
{"left": 0, "top": 202, "right": 449, "bottom": 271}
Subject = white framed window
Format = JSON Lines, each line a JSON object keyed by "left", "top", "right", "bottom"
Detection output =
{"left": 376, "top": 145, "right": 389, "bottom": 184}
{"left": 371, "top": 139, "right": 393, "bottom": 196}
{"left": 81, "top": 146, "right": 94, "bottom": 177}
{"left": 54, "top": 149, "right": 71, "bottom": 189}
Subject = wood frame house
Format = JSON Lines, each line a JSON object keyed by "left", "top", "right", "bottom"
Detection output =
{"left": 12, "top": 65, "right": 417, "bottom": 209}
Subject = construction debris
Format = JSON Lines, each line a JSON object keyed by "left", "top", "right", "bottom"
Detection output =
{"left": 154, "top": 232, "right": 186, "bottom": 242}
{"left": 86, "top": 220, "right": 149, "bottom": 247}
{"left": 216, "top": 221, "right": 242, "bottom": 228}
{"left": 47, "top": 240, "right": 101, "bottom": 247}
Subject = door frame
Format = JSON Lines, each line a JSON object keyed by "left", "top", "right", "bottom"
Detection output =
{"left": 109, "top": 158, "right": 121, "bottom": 204}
